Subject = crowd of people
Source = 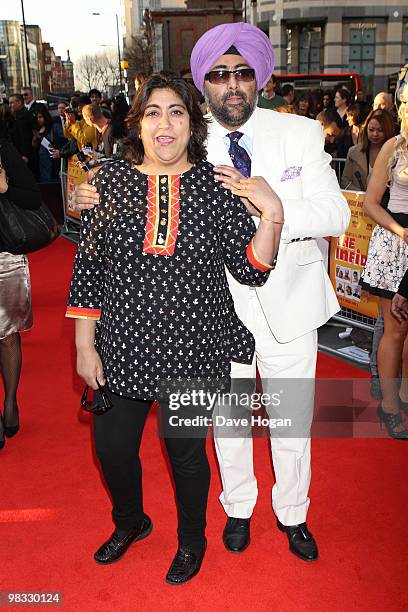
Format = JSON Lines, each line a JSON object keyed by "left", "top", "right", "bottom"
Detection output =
{"left": 0, "top": 71, "right": 401, "bottom": 194}
{"left": 0, "top": 20, "right": 407, "bottom": 587}
{"left": 0, "top": 87, "right": 130, "bottom": 182}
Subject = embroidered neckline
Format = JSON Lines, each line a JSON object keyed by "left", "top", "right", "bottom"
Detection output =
{"left": 143, "top": 174, "right": 181, "bottom": 256}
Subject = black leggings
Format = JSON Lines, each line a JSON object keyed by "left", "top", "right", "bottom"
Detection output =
{"left": 93, "top": 392, "right": 210, "bottom": 547}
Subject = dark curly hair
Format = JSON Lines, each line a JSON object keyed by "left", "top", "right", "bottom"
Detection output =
{"left": 123, "top": 71, "right": 209, "bottom": 164}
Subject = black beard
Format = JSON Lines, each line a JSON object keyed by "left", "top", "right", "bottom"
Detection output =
{"left": 208, "top": 90, "right": 257, "bottom": 128}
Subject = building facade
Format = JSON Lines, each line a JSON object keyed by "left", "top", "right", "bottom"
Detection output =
{"left": 122, "top": 0, "right": 408, "bottom": 95}
{"left": 26, "top": 25, "right": 44, "bottom": 96}
{"left": 0, "top": 20, "right": 74, "bottom": 99}
{"left": 27, "top": 32, "right": 41, "bottom": 97}
{"left": 0, "top": 20, "right": 31, "bottom": 97}
{"left": 122, "top": 0, "right": 153, "bottom": 49}
{"left": 253, "top": 0, "right": 408, "bottom": 94}
{"left": 42, "top": 43, "right": 74, "bottom": 95}
{"left": 122, "top": 0, "right": 185, "bottom": 48}
{"left": 61, "top": 53, "right": 74, "bottom": 93}
{"left": 122, "top": 0, "right": 242, "bottom": 83}
{"left": 151, "top": 0, "right": 242, "bottom": 75}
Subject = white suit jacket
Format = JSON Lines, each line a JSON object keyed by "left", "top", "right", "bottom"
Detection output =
{"left": 206, "top": 108, "right": 351, "bottom": 343}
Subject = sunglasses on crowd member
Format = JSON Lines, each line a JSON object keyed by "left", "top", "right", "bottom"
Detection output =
{"left": 204, "top": 68, "right": 256, "bottom": 85}
{"left": 81, "top": 379, "right": 113, "bottom": 415}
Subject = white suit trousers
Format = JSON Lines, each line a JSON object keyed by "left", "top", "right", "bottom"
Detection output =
{"left": 214, "top": 290, "right": 317, "bottom": 526}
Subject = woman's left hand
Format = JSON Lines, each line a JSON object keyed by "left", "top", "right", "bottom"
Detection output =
{"left": 213, "top": 165, "right": 260, "bottom": 216}
{"left": 229, "top": 176, "right": 284, "bottom": 222}
{"left": 0, "top": 168, "right": 8, "bottom": 194}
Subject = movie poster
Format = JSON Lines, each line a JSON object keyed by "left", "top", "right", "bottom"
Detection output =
{"left": 330, "top": 190, "right": 379, "bottom": 319}
{"left": 65, "top": 157, "right": 87, "bottom": 221}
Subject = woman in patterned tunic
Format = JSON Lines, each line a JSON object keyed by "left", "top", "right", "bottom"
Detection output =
{"left": 361, "top": 84, "right": 408, "bottom": 439}
{"left": 66, "top": 73, "right": 284, "bottom": 584}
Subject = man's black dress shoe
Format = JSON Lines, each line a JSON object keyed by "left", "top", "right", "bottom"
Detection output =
{"left": 94, "top": 515, "right": 152, "bottom": 564}
{"left": 166, "top": 540, "right": 206, "bottom": 585}
{"left": 277, "top": 519, "right": 318, "bottom": 561}
{"left": 223, "top": 517, "right": 251, "bottom": 553}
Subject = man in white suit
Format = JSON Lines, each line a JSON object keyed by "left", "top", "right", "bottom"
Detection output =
{"left": 73, "top": 23, "right": 350, "bottom": 562}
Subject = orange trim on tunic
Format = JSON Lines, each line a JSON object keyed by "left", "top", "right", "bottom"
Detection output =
{"left": 65, "top": 306, "right": 101, "bottom": 320}
{"left": 143, "top": 175, "right": 181, "bottom": 256}
{"left": 246, "top": 239, "right": 273, "bottom": 272}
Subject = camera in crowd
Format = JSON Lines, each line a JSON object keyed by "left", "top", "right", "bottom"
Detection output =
{"left": 75, "top": 149, "right": 110, "bottom": 172}
{"left": 75, "top": 149, "right": 92, "bottom": 171}
{"left": 65, "top": 107, "right": 79, "bottom": 120}
{"left": 75, "top": 149, "right": 88, "bottom": 164}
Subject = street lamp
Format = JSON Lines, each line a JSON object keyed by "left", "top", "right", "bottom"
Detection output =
{"left": 21, "top": 0, "right": 31, "bottom": 88}
{"left": 92, "top": 12, "right": 123, "bottom": 92}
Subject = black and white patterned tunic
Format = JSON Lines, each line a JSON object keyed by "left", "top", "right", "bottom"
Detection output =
{"left": 66, "top": 159, "right": 270, "bottom": 400}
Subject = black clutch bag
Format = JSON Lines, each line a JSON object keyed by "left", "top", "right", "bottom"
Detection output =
{"left": 0, "top": 145, "right": 60, "bottom": 255}
{"left": 81, "top": 380, "right": 113, "bottom": 415}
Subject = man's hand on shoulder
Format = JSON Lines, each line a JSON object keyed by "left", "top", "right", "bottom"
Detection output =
{"left": 73, "top": 169, "right": 100, "bottom": 211}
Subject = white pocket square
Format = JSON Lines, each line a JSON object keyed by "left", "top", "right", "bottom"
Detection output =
{"left": 280, "top": 166, "right": 302, "bottom": 181}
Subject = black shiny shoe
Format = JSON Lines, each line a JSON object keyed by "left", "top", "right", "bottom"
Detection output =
{"left": 94, "top": 515, "right": 152, "bottom": 564}
{"left": 165, "top": 541, "right": 206, "bottom": 585}
{"left": 223, "top": 517, "right": 251, "bottom": 553}
{"left": 277, "top": 520, "right": 318, "bottom": 561}
{"left": 4, "top": 404, "right": 19, "bottom": 438}
{"left": 377, "top": 405, "right": 408, "bottom": 440}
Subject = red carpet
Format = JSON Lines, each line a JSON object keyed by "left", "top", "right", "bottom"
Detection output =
{"left": 0, "top": 238, "right": 406, "bottom": 611}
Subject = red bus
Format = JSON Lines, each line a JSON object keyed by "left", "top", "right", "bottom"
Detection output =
{"left": 274, "top": 73, "right": 361, "bottom": 99}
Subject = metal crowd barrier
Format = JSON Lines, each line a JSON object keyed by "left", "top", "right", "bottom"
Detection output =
{"left": 333, "top": 308, "right": 376, "bottom": 332}
{"left": 321, "top": 169, "right": 376, "bottom": 365}
{"left": 330, "top": 157, "right": 346, "bottom": 183}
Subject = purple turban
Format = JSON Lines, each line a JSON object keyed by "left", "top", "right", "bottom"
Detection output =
{"left": 190, "top": 22, "right": 275, "bottom": 94}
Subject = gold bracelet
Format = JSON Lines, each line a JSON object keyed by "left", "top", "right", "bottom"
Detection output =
{"left": 261, "top": 214, "right": 285, "bottom": 224}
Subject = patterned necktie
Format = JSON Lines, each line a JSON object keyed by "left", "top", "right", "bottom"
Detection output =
{"left": 227, "top": 131, "right": 251, "bottom": 178}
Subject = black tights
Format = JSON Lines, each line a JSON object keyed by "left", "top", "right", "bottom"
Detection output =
{"left": 93, "top": 392, "right": 210, "bottom": 549}
{"left": 0, "top": 332, "right": 21, "bottom": 430}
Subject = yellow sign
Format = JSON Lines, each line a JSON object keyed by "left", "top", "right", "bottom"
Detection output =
{"left": 65, "top": 157, "right": 87, "bottom": 221}
{"left": 329, "top": 190, "right": 378, "bottom": 319}
{"left": 120, "top": 59, "right": 129, "bottom": 70}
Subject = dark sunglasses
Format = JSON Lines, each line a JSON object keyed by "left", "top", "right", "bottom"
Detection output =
{"left": 204, "top": 68, "right": 256, "bottom": 85}
{"left": 81, "top": 380, "right": 113, "bottom": 415}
